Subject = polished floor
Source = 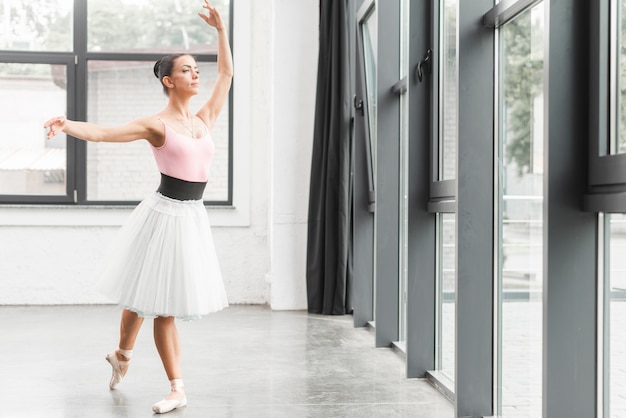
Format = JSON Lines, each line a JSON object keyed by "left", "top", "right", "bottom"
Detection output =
{"left": 0, "top": 305, "right": 454, "bottom": 418}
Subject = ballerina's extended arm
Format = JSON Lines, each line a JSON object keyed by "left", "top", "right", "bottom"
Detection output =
{"left": 196, "top": 0, "right": 233, "bottom": 131}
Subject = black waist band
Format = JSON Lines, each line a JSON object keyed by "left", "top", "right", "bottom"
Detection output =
{"left": 157, "top": 173, "right": 207, "bottom": 201}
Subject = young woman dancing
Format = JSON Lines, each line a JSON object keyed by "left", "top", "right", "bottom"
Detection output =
{"left": 44, "top": 1, "right": 232, "bottom": 413}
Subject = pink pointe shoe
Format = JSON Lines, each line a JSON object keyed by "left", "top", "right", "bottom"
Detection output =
{"left": 152, "top": 379, "right": 187, "bottom": 414}
{"left": 105, "top": 348, "right": 132, "bottom": 390}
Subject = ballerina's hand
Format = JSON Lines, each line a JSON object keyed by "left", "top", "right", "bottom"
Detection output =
{"left": 198, "top": 0, "right": 224, "bottom": 29}
{"left": 43, "top": 116, "right": 67, "bottom": 140}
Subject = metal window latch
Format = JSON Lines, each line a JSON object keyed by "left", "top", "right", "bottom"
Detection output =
{"left": 391, "top": 77, "right": 408, "bottom": 95}
{"left": 414, "top": 49, "right": 432, "bottom": 83}
{"left": 353, "top": 95, "right": 364, "bottom": 115}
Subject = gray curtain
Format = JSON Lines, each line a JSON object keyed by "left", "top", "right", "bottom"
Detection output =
{"left": 306, "top": 0, "right": 353, "bottom": 315}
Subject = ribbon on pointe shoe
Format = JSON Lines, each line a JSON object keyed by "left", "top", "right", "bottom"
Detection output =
{"left": 105, "top": 347, "right": 133, "bottom": 390}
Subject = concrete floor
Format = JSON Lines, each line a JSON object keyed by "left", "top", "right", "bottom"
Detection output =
{"left": 0, "top": 305, "right": 454, "bottom": 418}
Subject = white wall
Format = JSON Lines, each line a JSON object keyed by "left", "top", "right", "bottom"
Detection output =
{"left": 269, "top": 0, "right": 318, "bottom": 309}
{"left": 0, "top": 0, "right": 319, "bottom": 310}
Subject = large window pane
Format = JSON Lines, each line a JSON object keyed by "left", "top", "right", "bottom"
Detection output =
{"left": 86, "top": 60, "right": 229, "bottom": 202}
{"left": 497, "top": 3, "right": 544, "bottom": 417}
{"left": 433, "top": 0, "right": 458, "bottom": 387}
{"left": 0, "top": 63, "right": 67, "bottom": 195}
{"left": 613, "top": 0, "right": 626, "bottom": 153}
{"left": 362, "top": 6, "right": 377, "bottom": 185}
{"left": 0, "top": 0, "right": 73, "bottom": 52}
{"left": 439, "top": 0, "right": 457, "bottom": 181}
{"left": 608, "top": 214, "right": 626, "bottom": 417}
{"left": 399, "top": 0, "right": 409, "bottom": 344}
{"left": 437, "top": 213, "right": 456, "bottom": 381}
{"left": 360, "top": 3, "right": 377, "bottom": 318}
{"left": 87, "top": 0, "right": 230, "bottom": 53}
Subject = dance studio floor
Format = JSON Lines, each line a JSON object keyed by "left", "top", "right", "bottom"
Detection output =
{"left": 0, "top": 304, "right": 453, "bottom": 418}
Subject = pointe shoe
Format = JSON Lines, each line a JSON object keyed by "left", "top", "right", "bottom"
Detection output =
{"left": 152, "top": 396, "right": 187, "bottom": 414}
{"left": 105, "top": 349, "right": 132, "bottom": 390}
{"left": 152, "top": 379, "right": 187, "bottom": 414}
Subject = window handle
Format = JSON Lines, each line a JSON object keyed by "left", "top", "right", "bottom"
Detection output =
{"left": 414, "top": 49, "right": 432, "bottom": 83}
{"left": 353, "top": 95, "right": 364, "bottom": 115}
{"left": 392, "top": 77, "right": 408, "bottom": 95}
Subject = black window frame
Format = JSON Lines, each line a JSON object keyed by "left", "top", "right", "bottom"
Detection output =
{"left": 424, "top": 0, "right": 458, "bottom": 400}
{"left": 0, "top": 0, "right": 234, "bottom": 206}
{"left": 586, "top": 0, "right": 626, "bottom": 212}
{"left": 428, "top": 0, "right": 456, "bottom": 214}
{"left": 0, "top": 52, "right": 77, "bottom": 204}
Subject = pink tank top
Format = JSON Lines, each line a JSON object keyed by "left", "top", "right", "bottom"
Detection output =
{"left": 151, "top": 118, "right": 215, "bottom": 183}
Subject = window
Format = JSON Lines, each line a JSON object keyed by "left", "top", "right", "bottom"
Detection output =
{"left": 430, "top": 0, "right": 458, "bottom": 390}
{"left": 0, "top": 62, "right": 70, "bottom": 199}
{"left": 436, "top": 212, "right": 455, "bottom": 382}
{"left": 360, "top": 1, "right": 377, "bottom": 210}
{"left": 84, "top": 60, "right": 229, "bottom": 202}
{"left": 610, "top": 1, "right": 626, "bottom": 155}
{"left": 496, "top": 3, "right": 545, "bottom": 416}
{"left": 588, "top": 0, "right": 626, "bottom": 194}
{"left": 438, "top": 0, "right": 457, "bottom": 182}
{"left": 399, "top": 0, "right": 409, "bottom": 344}
{"left": 595, "top": 4, "right": 626, "bottom": 417}
{"left": 0, "top": 0, "right": 232, "bottom": 205}
{"left": 604, "top": 213, "right": 626, "bottom": 418}
{"left": 87, "top": 0, "right": 218, "bottom": 53}
{"left": 429, "top": 0, "right": 457, "bottom": 202}
{"left": 0, "top": 1, "right": 73, "bottom": 52}
{"left": 357, "top": 0, "right": 377, "bottom": 319}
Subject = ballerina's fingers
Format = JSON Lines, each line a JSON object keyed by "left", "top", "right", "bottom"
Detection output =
{"left": 202, "top": 0, "right": 215, "bottom": 13}
{"left": 44, "top": 116, "right": 65, "bottom": 139}
{"left": 202, "top": 0, "right": 220, "bottom": 20}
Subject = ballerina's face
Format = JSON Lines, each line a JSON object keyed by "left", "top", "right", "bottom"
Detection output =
{"left": 168, "top": 55, "right": 200, "bottom": 96}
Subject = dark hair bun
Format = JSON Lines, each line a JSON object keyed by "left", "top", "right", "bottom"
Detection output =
{"left": 153, "top": 58, "right": 163, "bottom": 79}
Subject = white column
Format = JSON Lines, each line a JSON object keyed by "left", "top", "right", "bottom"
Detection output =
{"left": 268, "top": 0, "right": 319, "bottom": 310}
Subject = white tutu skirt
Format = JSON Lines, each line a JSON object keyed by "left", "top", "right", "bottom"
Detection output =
{"left": 96, "top": 192, "right": 228, "bottom": 320}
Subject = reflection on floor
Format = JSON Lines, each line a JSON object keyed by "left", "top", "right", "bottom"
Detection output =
{"left": 0, "top": 304, "right": 454, "bottom": 418}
